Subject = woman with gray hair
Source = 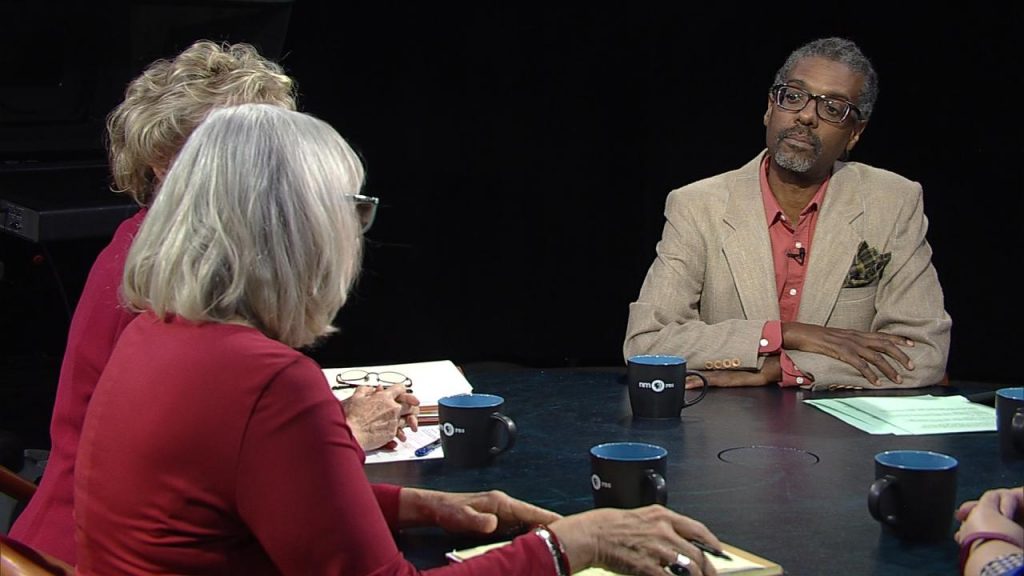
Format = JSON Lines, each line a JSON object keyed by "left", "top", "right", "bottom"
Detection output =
{"left": 73, "top": 104, "right": 721, "bottom": 575}
{"left": 10, "top": 40, "right": 415, "bottom": 565}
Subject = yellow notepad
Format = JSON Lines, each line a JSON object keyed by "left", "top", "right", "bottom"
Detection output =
{"left": 447, "top": 540, "right": 783, "bottom": 575}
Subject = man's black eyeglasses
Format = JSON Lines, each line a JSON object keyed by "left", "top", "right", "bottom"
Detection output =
{"left": 771, "top": 84, "right": 862, "bottom": 124}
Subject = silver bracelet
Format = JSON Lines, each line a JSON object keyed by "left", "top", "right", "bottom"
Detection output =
{"left": 533, "top": 525, "right": 570, "bottom": 576}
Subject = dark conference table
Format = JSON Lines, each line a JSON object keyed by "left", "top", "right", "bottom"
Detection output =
{"left": 365, "top": 368, "right": 1023, "bottom": 576}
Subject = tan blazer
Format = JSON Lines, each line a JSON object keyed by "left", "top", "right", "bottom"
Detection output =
{"left": 624, "top": 152, "right": 951, "bottom": 390}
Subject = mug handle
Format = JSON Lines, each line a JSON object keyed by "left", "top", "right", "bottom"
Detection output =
{"left": 1012, "top": 408, "right": 1024, "bottom": 452}
{"left": 867, "top": 475, "right": 900, "bottom": 527}
{"left": 489, "top": 413, "right": 517, "bottom": 455}
{"left": 682, "top": 371, "right": 709, "bottom": 406}
{"left": 645, "top": 469, "right": 668, "bottom": 506}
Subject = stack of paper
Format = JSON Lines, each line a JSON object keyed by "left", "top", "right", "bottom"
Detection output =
{"left": 323, "top": 359, "right": 473, "bottom": 425}
{"left": 322, "top": 360, "right": 473, "bottom": 462}
{"left": 448, "top": 540, "right": 782, "bottom": 575}
{"left": 803, "top": 394, "right": 996, "bottom": 435}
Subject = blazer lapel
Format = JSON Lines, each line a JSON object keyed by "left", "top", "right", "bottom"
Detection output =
{"left": 798, "top": 162, "right": 864, "bottom": 325}
{"left": 722, "top": 154, "right": 780, "bottom": 320}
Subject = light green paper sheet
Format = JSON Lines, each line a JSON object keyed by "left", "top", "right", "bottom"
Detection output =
{"left": 803, "top": 395, "right": 996, "bottom": 435}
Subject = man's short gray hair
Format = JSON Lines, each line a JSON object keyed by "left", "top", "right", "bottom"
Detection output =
{"left": 772, "top": 37, "right": 878, "bottom": 120}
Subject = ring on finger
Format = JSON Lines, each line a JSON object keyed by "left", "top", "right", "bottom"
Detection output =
{"left": 665, "top": 552, "right": 691, "bottom": 575}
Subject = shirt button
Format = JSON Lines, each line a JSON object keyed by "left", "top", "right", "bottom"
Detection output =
{"left": 796, "top": 377, "right": 805, "bottom": 385}
{"left": 759, "top": 338, "right": 769, "bottom": 347}
{"left": 788, "top": 288, "right": 798, "bottom": 296}
{"left": 795, "top": 242, "right": 803, "bottom": 249}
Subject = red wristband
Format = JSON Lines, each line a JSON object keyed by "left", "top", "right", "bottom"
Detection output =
{"left": 959, "top": 531, "right": 1024, "bottom": 574}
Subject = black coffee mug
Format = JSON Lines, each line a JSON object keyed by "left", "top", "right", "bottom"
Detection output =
{"left": 996, "top": 387, "right": 1024, "bottom": 458}
{"left": 627, "top": 355, "right": 709, "bottom": 419}
{"left": 590, "top": 442, "right": 668, "bottom": 508}
{"left": 868, "top": 450, "right": 958, "bottom": 542}
{"left": 438, "top": 393, "right": 517, "bottom": 467}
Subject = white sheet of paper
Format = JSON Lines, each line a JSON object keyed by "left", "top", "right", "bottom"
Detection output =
{"left": 364, "top": 425, "right": 444, "bottom": 464}
{"left": 322, "top": 360, "right": 471, "bottom": 461}
{"left": 322, "top": 359, "right": 473, "bottom": 406}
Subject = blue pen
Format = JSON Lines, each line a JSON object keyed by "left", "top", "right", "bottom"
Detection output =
{"left": 415, "top": 438, "right": 443, "bottom": 457}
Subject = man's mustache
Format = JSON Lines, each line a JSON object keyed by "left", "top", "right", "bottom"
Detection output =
{"left": 777, "top": 127, "right": 822, "bottom": 153}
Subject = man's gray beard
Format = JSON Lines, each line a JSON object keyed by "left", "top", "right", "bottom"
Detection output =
{"left": 773, "top": 148, "right": 816, "bottom": 173}
{"left": 773, "top": 128, "right": 822, "bottom": 173}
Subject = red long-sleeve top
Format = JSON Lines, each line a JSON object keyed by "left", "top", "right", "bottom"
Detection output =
{"left": 74, "top": 313, "right": 551, "bottom": 575}
{"left": 9, "top": 210, "right": 148, "bottom": 563}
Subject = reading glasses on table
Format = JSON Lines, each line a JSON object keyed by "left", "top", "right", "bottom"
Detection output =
{"left": 332, "top": 370, "right": 413, "bottom": 391}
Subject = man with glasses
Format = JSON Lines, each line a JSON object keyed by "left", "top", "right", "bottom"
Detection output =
{"left": 624, "top": 37, "right": 951, "bottom": 391}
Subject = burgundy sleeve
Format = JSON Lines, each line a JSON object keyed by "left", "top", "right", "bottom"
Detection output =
{"left": 8, "top": 214, "right": 144, "bottom": 564}
{"left": 234, "top": 359, "right": 555, "bottom": 576}
{"left": 372, "top": 484, "right": 402, "bottom": 531}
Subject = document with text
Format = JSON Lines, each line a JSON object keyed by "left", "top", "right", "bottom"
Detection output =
{"left": 803, "top": 394, "right": 996, "bottom": 435}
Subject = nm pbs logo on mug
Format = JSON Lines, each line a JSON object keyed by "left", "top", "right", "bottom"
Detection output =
{"left": 437, "top": 393, "right": 517, "bottom": 467}
{"left": 627, "top": 355, "right": 708, "bottom": 419}
{"left": 637, "top": 378, "right": 677, "bottom": 393}
{"left": 441, "top": 422, "right": 465, "bottom": 436}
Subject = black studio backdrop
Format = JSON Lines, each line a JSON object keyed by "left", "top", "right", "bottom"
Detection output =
{"left": 2, "top": 3, "right": 1021, "bottom": 389}
{"left": 0, "top": 0, "right": 297, "bottom": 447}
{"left": 283, "top": 4, "right": 1021, "bottom": 382}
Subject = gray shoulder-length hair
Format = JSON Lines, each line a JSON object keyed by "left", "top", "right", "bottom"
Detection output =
{"left": 122, "top": 104, "right": 364, "bottom": 348}
{"left": 772, "top": 37, "right": 879, "bottom": 121}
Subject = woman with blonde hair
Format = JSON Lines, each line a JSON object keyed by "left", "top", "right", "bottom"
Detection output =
{"left": 10, "top": 40, "right": 415, "bottom": 565}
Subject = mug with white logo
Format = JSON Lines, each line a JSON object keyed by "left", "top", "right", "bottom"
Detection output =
{"left": 627, "top": 355, "right": 708, "bottom": 419}
{"left": 590, "top": 442, "right": 668, "bottom": 508}
{"left": 437, "top": 393, "right": 516, "bottom": 467}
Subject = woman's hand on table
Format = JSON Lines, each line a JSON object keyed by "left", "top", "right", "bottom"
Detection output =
{"left": 550, "top": 505, "right": 721, "bottom": 576}
{"left": 398, "top": 488, "right": 561, "bottom": 535}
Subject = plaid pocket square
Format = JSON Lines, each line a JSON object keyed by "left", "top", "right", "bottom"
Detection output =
{"left": 844, "top": 241, "right": 891, "bottom": 288}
